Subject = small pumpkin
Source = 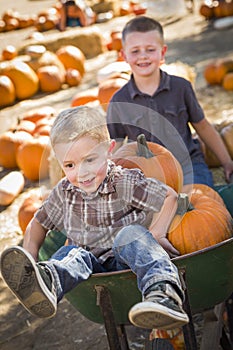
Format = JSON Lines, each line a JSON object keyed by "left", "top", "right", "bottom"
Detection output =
{"left": 37, "top": 65, "right": 63, "bottom": 92}
{"left": 1, "top": 45, "right": 17, "bottom": 60}
{"left": 0, "top": 75, "right": 16, "bottom": 107}
{"left": 56, "top": 45, "right": 85, "bottom": 77}
{"left": 71, "top": 87, "right": 99, "bottom": 107}
{"left": 168, "top": 192, "right": 232, "bottom": 255}
{"left": 112, "top": 134, "right": 183, "bottom": 193}
{"left": 65, "top": 68, "right": 82, "bottom": 87}
{"left": 16, "top": 135, "right": 51, "bottom": 181}
{"left": 18, "top": 193, "right": 43, "bottom": 233}
{"left": 21, "top": 106, "right": 56, "bottom": 123}
{"left": 222, "top": 72, "right": 233, "bottom": 91}
{"left": 0, "top": 130, "right": 33, "bottom": 168}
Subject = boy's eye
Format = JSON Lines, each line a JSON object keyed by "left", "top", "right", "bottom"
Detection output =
{"left": 64, "top": 163, "right": 74, "bottom": 169}
{"left": 86, "top": 157, "right": 95, "bottom": 163}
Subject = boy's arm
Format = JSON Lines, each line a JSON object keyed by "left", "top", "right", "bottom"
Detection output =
{"left": 193, "top": 118, "right": 233, "bottom": 182}
{"left": 23, "top": 217, "right": 48, "bottom": 261}
{"left": 149, "top": 186, "right": 179, "bottom": 258}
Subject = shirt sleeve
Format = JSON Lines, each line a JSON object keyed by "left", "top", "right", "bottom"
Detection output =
{"left": 118, "top": 169, "right": 168, "bottom": 213}
{"left": 35, "top": 181, "right": 65, "bottom": 231}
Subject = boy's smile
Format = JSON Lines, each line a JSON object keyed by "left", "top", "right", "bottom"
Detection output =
{"left": 54, "top": 135, "right": 115, "bottom": 194}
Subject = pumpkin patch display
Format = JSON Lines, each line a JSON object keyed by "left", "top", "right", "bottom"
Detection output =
{"left": 16, "top": 135, "right": 51, "bottom": 181}
{"left": 112, "top": 134, "right": 183, "bottom": 193}
{"left": 168, "top": 192, "right": 232, "bottom": 255}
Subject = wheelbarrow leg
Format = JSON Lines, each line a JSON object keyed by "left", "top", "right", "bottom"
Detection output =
{"left": 179, "top": 269, "right": 198, "bottom": 350}
{"left": 200, "top": 302, "right": 226, "bottom": 350}
{"left": 95, "top": 285, "right": 130, "bottom": 350}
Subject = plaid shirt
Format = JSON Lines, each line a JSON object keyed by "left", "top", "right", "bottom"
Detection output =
{"left": 36, "top": 161, "right": 167, "bottom": 261}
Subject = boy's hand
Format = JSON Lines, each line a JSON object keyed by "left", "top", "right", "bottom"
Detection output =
{"left": 156, "top": 236, "right": 180, "bottom": 258}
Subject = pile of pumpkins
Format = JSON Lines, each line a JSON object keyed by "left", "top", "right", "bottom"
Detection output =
{"left": 199, "top": 0, "right": 233, "bottom": 20}
{"left": 0, "top": 44, "right": 86, "bottom": 108}
{"left": 203, "top": 57, "right": 233, "bottom": 90}
{"left": 0, "top": 106, "right": 56, "bottom": 193}
{"left": 0, "top": 3, "right": 62, "bottom": 33}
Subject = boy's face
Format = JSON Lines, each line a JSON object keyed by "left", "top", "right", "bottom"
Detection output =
{"left": 54, "top": 135, "right": 115, "bottom": 194}
{"left": 122, "top": 30, "right": 167, "bottom": 77}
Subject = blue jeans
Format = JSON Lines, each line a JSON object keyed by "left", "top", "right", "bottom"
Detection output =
{"left": 43, "top": 225, "right": 183, "bottom": 302}
{"left": 183, "top": 161, "right": 214, "bottom": 187}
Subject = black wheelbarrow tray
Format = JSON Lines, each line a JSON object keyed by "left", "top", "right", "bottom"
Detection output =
{"left": 39, "top": 183, "right": 233, "bottom": 350}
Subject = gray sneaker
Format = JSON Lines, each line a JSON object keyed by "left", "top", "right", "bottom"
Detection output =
{"left": 128, "top": 283, "right": 189, "bottom": 330}
{"left": 0, "top": 246, "right": 57, "bottom": 318}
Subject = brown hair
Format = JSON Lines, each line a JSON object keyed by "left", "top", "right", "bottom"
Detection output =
{"left": 122, "top": 16, "right": 164, "bottom": 44}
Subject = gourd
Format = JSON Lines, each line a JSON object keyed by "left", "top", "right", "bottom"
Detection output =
{"left": 0, "top": 171, "right": 25, "bottom": 206}
{"left": 112, "top": 134, "right": 183, "bottom": 193}
{"left": 168, "top": 192, "right": 232, "bottom": 255}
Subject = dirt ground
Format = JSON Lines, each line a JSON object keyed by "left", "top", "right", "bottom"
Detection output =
{"left": 0, "top": 1, "right": 233, "bottom": 349}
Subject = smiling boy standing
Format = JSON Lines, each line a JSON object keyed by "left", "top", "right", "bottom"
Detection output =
{"left": 0, "top": 106, "right": 188, "bottom": 330}
{"left": 107, "top": 16, "right": 233, "bottom": 186}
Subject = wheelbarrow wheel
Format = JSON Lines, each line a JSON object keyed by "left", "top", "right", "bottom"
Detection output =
{"left": 146, "top": 338, "right": 175, "bottom": 350}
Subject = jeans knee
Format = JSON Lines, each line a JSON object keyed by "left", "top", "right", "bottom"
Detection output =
{"left": 113, "top": 224, "right": 147, "bottom": 250}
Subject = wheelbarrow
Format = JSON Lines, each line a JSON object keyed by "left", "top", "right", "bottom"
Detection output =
{"left": 39, "top": 183, "right": 233, "bottom": 350}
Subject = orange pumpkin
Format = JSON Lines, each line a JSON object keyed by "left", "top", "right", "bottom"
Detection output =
{"left": 71, "top": 87, "right": 99, "bottom": 107}
{"left": 65, "top": 68, "right": 82, "bottom": 87}
{"left": 21, "top": 106, "right": 56, "bottom": 123}
{"left": 0, "top": 61, "right": 39, "bottom": 100}
{"left": 112, "top": 134, "right": 183, "bottom": 193}
{"left": 0, "top": 75, "right": 15, "bottom": 107}
{"left": 0, "top": 130, "right": 33, "bottom": 168}
{"left": 18, "top": 193, "right": 43, "bottom": 233}
{"left": 182, "top": 183, "right": 225, "bottom": 206}
{"left": 37, "top": 65, "right": 64, "bottom": 92}
{"left": 1, "top": 45, "right": 17, "bottom": 60}
{"left": 56, "top": 45, "right": 85, "bottom": 77}
{"left": 168, "top": 192, "right": 232, "bottom": 255}
{"left": 98, "top": 76, "right": 129, "bottom": 111}
{"left": 215, "top": 59, "right": 233, "bottom": 84}
{"left": 16, "top": 135, "right": 51, "bottom": 181}
{"left": 222, "top": 72, "right": 233, "bottom": 91}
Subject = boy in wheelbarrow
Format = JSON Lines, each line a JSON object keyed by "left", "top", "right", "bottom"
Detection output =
{"left": 0, "top": 106, "right": 189, "bottom": 330}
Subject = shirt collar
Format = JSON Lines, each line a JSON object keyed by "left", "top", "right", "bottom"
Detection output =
{"left": 62, "top": 160, "right": 117, "bottom": 196}
{"left": 128, "top": 69, "right": 171, "bottom": 99}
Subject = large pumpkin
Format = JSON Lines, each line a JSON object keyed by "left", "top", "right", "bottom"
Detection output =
{"left": 112, "top": 134, "right": 183, "bottom": 193}
{"left": 16, "top": 135, "right": 51, "bottom": 181}
{"left": 182, "top": 183, "right": 225, "bottom": 206}
{"left": 168, "top": 192, "right": 232, "bottom": 255}
{"left": 0, "top": 61, "right": 39, "bottom": 100}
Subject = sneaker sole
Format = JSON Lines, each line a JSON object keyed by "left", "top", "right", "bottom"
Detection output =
{"left": 128, "top": 301, "right": 189, "bottom": 330}
{"left": 0, "top": 246, "right": 57, "bottom": 318}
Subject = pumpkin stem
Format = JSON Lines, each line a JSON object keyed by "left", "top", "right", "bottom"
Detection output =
{"left": 176, "top": 193, "right": 194, "bottom": 215}
{"left": 137, "top": 134, "right": 154, "bottom": 158}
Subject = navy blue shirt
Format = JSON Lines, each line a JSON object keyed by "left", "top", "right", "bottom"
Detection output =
{"left": 107, "top": 70, "right": 206, "bottom": 177}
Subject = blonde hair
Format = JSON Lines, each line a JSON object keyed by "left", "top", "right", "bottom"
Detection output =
{"left": 50, "top": 106, "right": 110, "bottom": 148}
